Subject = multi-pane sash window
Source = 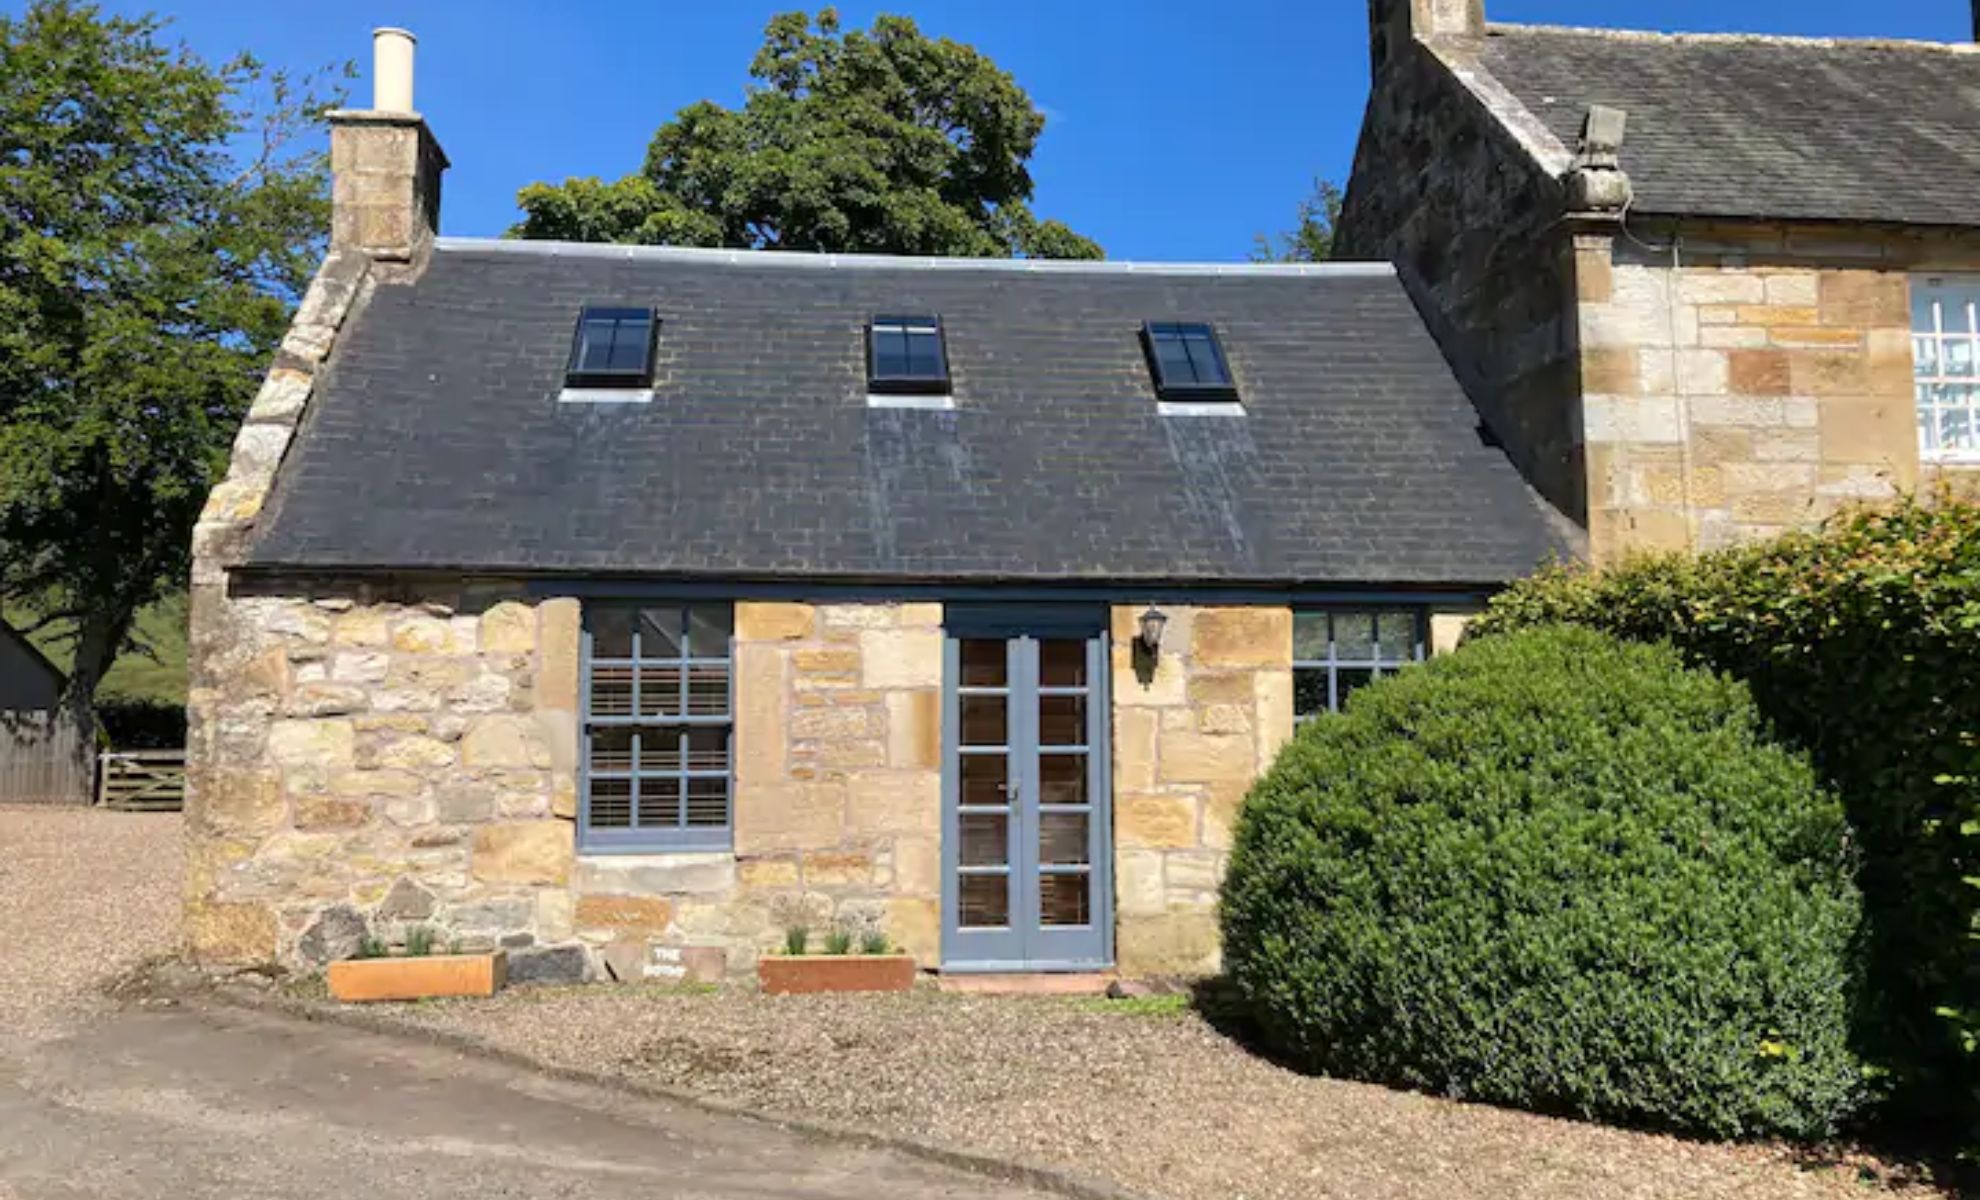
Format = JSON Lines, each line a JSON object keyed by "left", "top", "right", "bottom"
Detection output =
{"left": 1914, "top": 278, "right": 1980, "bottom": 462}
{"left": 582, "top": 604, "right": 732, "bottom": 851}
{"left": 1293, "top": 609, "right": 1425, "bottom": 720}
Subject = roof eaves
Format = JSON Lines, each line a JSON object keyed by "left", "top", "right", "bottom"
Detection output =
{"left": 432, "top": 237, "right": 1400, "bottom": 279}
{"left": 1483, "top": 21, "right": 1980, "bottom": 56}
{"left": 1419, "top": 35, "right": 1576, "bottom": 179}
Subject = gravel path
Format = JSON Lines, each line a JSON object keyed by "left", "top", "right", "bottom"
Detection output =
{"left": 378, "top": 985, "right": 1939, "bottom": 1200}
{"left": 0, "top": 805, "right": 181, "bottom": 1045}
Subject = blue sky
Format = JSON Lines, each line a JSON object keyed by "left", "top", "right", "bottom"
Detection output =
{"left": 71, "top": 0, "right": 1977, "bottom": 261}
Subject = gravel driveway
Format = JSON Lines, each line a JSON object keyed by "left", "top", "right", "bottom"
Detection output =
{"left": 374, "top": 985, "right": 1942, "bottom": 1200}
{"left": 0, "top": 805, "right": 181, "bottom": 1044}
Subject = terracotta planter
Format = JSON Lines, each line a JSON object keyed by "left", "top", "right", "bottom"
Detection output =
{"left": 758, "top": 954, "right": 917, "bottom": 996}
{"left": 327, "top": 951, "right": 507, "bottom": 1003}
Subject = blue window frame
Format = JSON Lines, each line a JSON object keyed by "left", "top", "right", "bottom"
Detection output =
{"left": 868, "top": 315, "right": 950, "bottom": 394}
{"left": 1141, "top": 321, "right": 1237, "bottom": 401}
{"left": 567, "top": 306, "right": 658, "bottom": 389}
{"left": 580, "top": 603, "right": 732, "bottom": 852}
{"left": 1293, "top": 608, "right": 1425, "bottom": 720}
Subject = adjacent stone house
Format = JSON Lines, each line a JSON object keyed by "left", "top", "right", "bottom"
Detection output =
{"left": 183, "top": 30, "right": 1570, "bottom": 981}
{"left": 1339, "top": 1, "right": 1980, "bottom": 561}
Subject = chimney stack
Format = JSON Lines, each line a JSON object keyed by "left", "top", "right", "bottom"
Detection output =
{"left": 1369, "top": 0, "right": 1486, "bottom": 75}
{"left": 328, "top": 28, "right": 449, "bottom": 274}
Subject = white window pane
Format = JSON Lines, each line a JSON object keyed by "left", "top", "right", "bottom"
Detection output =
{"left": 1915, "top": 334, "right": 1940, "bottom": 375}
{"left": 1943, "top": 407, "right": 1976, "bottom": 453}
{"left": 1948, "top": 338, "right": 1976, "bottom": 379}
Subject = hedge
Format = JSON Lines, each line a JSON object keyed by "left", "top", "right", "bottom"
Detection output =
{"left": 1221, "top": 626, "right": 1863, "bottom": 1140}
{"left": 1473, "top": 498, "right": 1980, "bottom": 1142}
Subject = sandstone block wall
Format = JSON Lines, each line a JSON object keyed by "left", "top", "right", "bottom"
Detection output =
{"left": 1110, "top": 605, "right": 1294, "bottom": 976}
{"left": 1578, "top": 235, "right": 1938, "bottom": 559}
{"left": 723, "top": 601, "right": 944, "bottom": 965}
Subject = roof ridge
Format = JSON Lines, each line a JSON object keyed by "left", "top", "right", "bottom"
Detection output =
{"left": 1484, "top": 20, "right": 1980, "bottom": 56}
{"left": 431, "top": 237, "right": 1399, "bottom": 279}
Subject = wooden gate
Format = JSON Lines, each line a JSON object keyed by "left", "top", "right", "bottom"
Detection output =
{"left": 96, "top": 750, "right": 187, "bottom": 811}
{"left": 0, "top": 710, "right": 94, "bottom": 805}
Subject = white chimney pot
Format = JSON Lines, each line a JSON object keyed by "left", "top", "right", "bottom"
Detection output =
{"left": 372, "top": 27, "right": 416, "bottom": 113}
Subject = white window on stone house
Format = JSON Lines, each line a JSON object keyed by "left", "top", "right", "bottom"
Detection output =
{"left": 1912, "top": 277, "right": 1980, "bottom": 462}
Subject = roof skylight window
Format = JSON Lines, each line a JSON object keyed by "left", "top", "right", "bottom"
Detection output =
{"left": 566, "top": 306, "right": 658, "bottom": 390}
{"left": 1142, "top": 321, "right": 1237, "bottom": 402}
{"left": 868, "top": 315, "right": 950, "bottom": 395}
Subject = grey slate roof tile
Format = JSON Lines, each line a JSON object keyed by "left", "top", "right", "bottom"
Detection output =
{"left": 246, "top": 242, "right": 1574, "bottom": 586}
{"left": 1477, "top": 26, "right": 1980, "bottom": 227}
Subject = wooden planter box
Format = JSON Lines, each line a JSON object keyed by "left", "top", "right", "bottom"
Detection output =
{"left": 327, "top": 951, "right": 506, "bottom": 1003}
{"left": 758, "top": 954, "right": 917, "bottom": 996}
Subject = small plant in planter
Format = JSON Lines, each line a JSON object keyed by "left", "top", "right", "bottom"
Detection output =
{"left": 760, "top": 920, "right": 917, "bottom": 995}
{"left": 327, "top": 926, "right": 507, "bottom": 1004}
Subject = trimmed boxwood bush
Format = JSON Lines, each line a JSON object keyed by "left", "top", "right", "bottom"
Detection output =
{"left": 1474, "top": 499, "right": 1979, "bottom": 1142}
{"left": 1222, "top": 626, "right": 1863, "bottom": 1141}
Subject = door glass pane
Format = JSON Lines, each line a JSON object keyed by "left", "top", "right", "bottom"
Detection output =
{"left": 960, "top": 640, "right": 1006, "bottom": 687}
{"left": 959, "top": 752, "right": 1008, "bottom": 807}
{"left": 960, "top": 696, "right": 1008, "bottom": 746}
{"left": 960, "top": 813, "right": 1009, "bottom": 867}
{"left": 1038, "top": 753, "right": 1087, "bottom": 806}
{"left": 1038, "top": 695, "right": 1086, "bottom": 747}
{"left": 1039, "top": 812, "right": 1089, "bottom": 865}
{"left": 960, "top": 875, "right": 1010, "bottom": 928}
{"left": 1039, "top": 639, "right": 1087, "bottom": 687}
{"left": 1039, "top": 874, "right": 1091, "bottom": 926}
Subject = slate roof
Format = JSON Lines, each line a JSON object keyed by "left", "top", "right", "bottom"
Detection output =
{"left": 1476, "top": 25, "right": 1980, "bottom": 227}
{"left": 246, "top": 240, "right": 1574, "bottom": 587}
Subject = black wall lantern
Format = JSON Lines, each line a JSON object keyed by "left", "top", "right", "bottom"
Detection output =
{"left": 1136, "top": 606, "right": 1170, "bottom": 654}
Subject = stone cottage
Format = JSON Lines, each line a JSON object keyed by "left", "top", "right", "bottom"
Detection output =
{"left": 183, "top": 30, "right": 1570, "bottom": 980}
{"left": 1339, "top": 1, "right": 1980, "bottom": 561}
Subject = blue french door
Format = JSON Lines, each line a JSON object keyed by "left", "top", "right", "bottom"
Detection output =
{"left": 941, "top": 610, "right": 1112, "bottom": 972}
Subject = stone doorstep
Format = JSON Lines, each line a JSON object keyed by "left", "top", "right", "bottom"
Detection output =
{"left": 934, "top": 972, "right": 1118, "bottom": 997}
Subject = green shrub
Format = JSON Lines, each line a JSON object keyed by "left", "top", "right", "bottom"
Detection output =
{"left": 1474, "top": 498, "right": 1980, "bottom": 1140}
{"left": 1222, "top": 626, "right": 1864, "bottom": 1141}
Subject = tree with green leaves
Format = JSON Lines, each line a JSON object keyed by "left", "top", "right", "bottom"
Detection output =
{"left": 1252, "top": 178, "right": 1343, "bottom": 263}
{"left": 0, "top": 0, "right": 342, "bottom": 726}
{"left": 513, "top": 9, "right": 1100, "bottom": 260}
